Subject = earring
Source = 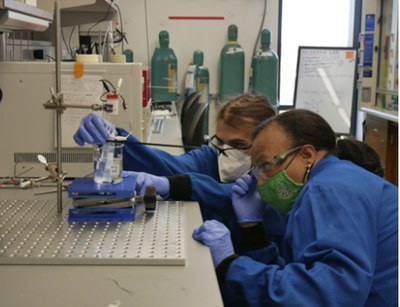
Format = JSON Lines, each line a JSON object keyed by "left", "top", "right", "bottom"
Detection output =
{"left": 302, "top": 163, "right": 313, "bottom": 183}
{"left": 306, "top": 164, "right": 312, "bottom": 175}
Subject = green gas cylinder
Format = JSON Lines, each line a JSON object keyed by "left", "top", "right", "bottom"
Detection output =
{"left": 151, "top": 30, "right": 178, "bottom": 103}
{"left": 195, "top": 51, "right": 210, "bottom": 135}
{"left": 219, "top": 24, "right": 245, "bottom": 102}
{"left": 184, "top": 50, "right": 203, "bottom": 96}
{"left": 251, "top": 29, "right": 279, "bottom": 107}
{"left": 194, "top": 50, "right": 210, "bottom": 104}
{"left": 123, "top": 49, "right": 134, "bottom": 63}
{"left": 196, "top": 67, "right": 210, "bottom": 104}
{"left": 183, "top": 50, "right": 210, "bottom": 134}
{"left": 184, "top": 50, "right": 210, "bottom": 104}
{"left": 193, "top": 50, "right": 203, "bottom": 67}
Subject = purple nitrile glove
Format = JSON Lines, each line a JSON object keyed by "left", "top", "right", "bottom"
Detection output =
{"left": 123, "top": 171, "right": 170, "bottom": 199}
{"left": 232, "top": 174, "right": 265, "bottom": 223}
{"left": 192, "top": 220, "right": 235, "bottom": 268}
{"left": 73, "top": 112, "right": 116, "bottom": 146}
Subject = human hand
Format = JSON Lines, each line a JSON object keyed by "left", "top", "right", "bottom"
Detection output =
{"left": 123, "top": 171, "right": 170, "bottom": 199}
{"left": 192, "top": 220, "right": 234, "bottom": 268}
{"left": 232, "top": 174, "right": 265, "bottom": 223}
{"left": 73, "top": 112, "right": 116, "bottom": 146}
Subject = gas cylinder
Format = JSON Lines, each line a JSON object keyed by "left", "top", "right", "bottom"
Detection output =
{"left": 184, "top": 50, "right": 202, "bottom": 96}
{"left": 196, "top": 65, "right": 210, "bottom": 104}
{"left": 251, "top": 29, "right": 279, "bottom": 107}
{"left": 194, "top": 50, "right": 210, "bottom": 104}
{"left": 184, "top": 50, "right": 210, "bottom": 104}
{"left": 123, "top": 49, "right": 134, "bottom": 63}
{"left": 151, "top": 30, "right": 178, "bottom": 103}
{"left": 183, "top": 50, "right": 210, "bottom": 135}
{"left": 219, "top": 24, "right": 245, "bottom": 103}
{"left": 194, "top": 50, "right": 210, "bottom": 134}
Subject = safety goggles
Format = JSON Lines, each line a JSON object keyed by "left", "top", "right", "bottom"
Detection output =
{"left": 210, "top": 134, "right": 252, "bottom": 156}
{"left": 253, "top": 145, "right": 303, "bottom": 178}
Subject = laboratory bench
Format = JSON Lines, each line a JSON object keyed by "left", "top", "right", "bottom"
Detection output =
{"left": 0, "top": 187, "right": 223, "bottom": 307}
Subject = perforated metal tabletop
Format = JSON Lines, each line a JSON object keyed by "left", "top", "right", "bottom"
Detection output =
{"left": 0, "top": 199, "right": 185, "bottom": 265}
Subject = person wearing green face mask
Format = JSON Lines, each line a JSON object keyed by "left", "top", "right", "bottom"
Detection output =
{"left": 193, "top": 109, "right": 398, "bottom": 307}
{"left": 255, "top": 145, "right": 309, "bottom": 213}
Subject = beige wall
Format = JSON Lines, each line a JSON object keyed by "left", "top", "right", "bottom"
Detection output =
{"left": 118, "top": 0, "right": 279, "bottom": 94}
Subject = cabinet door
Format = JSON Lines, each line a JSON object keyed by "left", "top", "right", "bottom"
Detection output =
{"left": 364, "top": 115, "right": 398, "bottom": 186}
{"left": 386, "top": 122, "right": 398, "bottom": 185}
{"left": 364, "top": 116, "right": 388, "bottom": 166}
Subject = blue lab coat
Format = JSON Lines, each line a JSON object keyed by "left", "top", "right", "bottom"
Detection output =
{"left": 119, "top": 129, "right": 286, "bottom": 253}
{"left": 220, "top": 155, "right": 398, "bottom": 307}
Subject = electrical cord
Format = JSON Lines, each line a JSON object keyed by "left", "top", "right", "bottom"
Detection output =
{"left": 68, "top": 25, "right": 76, "bottom": 59}
{"left": 61, "top": 28, "right": 71, "bottom": 56}
{"left": 113, "top": 28, "right": 128, "bottom": 45}
{"left": 86, "top": 4, "right": 112, "bottom": 37}
{"left": 248, "top": 0, "right": 267, "bottom": 90}
{"left": 113, "top": 2, "right": 127, "bottom": 51}
{"left": 144, "top": 0, "right": 151, "bottom": 65}
{"left": 106, "top": 139, "right": 199, "bottom": 150}
{"left": 100, "top": 79, "right": 116, "bottom": 93}
{"left": 99, "top": 79, "right": 127, "bottom": 110}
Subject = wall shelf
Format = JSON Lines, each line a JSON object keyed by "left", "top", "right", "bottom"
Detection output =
{"left": 360, "top": 106, "right": 398, "bottom": 123}
{"left": 0, "top": 0, "right": 53, "bottom": 31}
{"left": 37, "top": 0, "right": 117, "bottom": 27}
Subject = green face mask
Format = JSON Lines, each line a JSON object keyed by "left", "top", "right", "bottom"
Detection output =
{"left": 257, "top": 170, "right": 303, "bottom": 213}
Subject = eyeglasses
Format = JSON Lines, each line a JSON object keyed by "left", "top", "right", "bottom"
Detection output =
{"left": 254, "top": 146, "right": 303, "bottom": 178}
{"left": 210, "top": 134, "right": 252, "bottom": 156}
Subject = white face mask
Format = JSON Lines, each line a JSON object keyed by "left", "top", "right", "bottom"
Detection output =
{"left": 218, "top": 149, "right": 252, "bottom": 182}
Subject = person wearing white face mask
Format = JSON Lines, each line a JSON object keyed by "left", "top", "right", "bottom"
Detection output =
{"left": 74, "top": 94, "right": 285, "bottom": 253}
{"left": 210, "top": 135, "right": 253, "bottom": 183}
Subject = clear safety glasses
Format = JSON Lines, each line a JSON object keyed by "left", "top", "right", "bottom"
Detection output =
{"left": 210, "top": 134, "right": 252, "bottom": 156}
{"left": 253, "top": 145, "right": 303, "bottom": 179}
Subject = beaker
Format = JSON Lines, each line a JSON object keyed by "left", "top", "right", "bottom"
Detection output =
{"left": 93, "top": 142, "right": 124, "bottom": 184}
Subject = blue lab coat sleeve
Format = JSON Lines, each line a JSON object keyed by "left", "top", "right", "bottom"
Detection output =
{"left": 187, "top": 172, "right": 234, "bottom": 220}
{"left": 118, "top": 128, "right": 220, "bottom": 179}
{"left": 187, "top": 173, "right": 286, "bottom": 254}
{"left": 118, "top": 128, "right": 288, "bottom": 255}
{"left": 187, "top": 173, "right": 248, "bottom": 254}
{"left": 188, "top": 174, "right": 286, "bottom": 234}
{"left": 219, "top": 157, "right": 398, "bottom": 307}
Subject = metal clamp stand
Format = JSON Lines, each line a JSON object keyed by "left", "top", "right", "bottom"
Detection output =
{"left": 43, "top": 1, "right": 103, "bottom": 214}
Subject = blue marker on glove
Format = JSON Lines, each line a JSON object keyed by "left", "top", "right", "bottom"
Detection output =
{"left": 74, "top": 112, "right": 116, "bottom": 146}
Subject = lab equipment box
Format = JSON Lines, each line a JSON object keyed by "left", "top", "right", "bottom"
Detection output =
{"left": 0, "top": 62, "right": 143, "bottom": 178}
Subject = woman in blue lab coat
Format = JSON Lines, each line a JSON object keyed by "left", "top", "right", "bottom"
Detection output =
{"left": 73, "top": 94, "right": 286, "bottom": 253}
{"left": 193, "top": 109, "right": 398, "bottom": 306}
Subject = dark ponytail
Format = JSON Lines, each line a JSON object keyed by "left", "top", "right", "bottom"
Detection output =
{"left": 253, "top": 109, "right": 384, "bottom": 177}
{"left": 334, "top": 138, "right": 384, "bottom": 177}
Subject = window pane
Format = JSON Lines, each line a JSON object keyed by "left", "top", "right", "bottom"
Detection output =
{"left": 280, "top": 0, "right": 355, "bottom": 106}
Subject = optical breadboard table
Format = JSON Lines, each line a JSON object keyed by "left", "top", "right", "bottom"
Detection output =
{"left": 0, "top": 189, "right": 223, "bottom": 307}
{"left": 0, "top": 199, "right": 184, "bottom": 265}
